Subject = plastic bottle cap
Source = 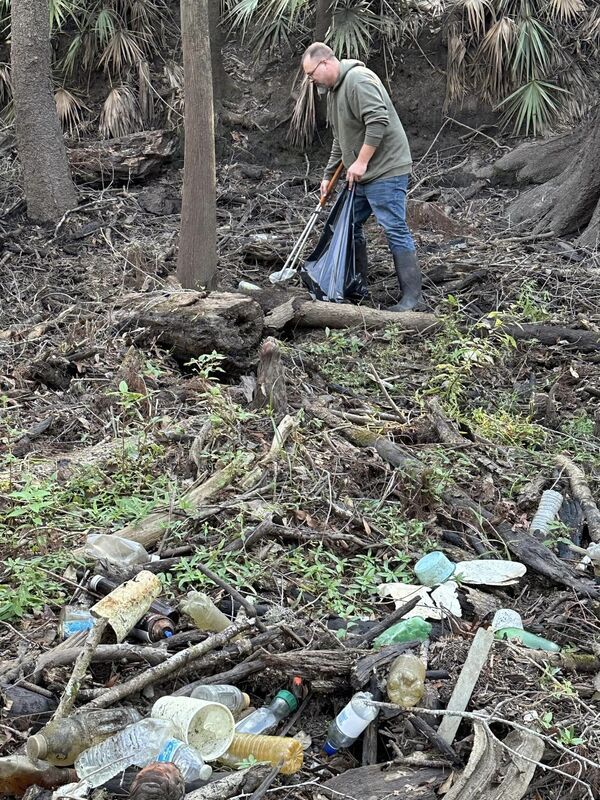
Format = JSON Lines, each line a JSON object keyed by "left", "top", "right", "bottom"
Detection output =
{"left": 27, "top": 734, "right": 47, "bottom": 760}
{"left": 164, "top": 630, "right": 173, "bottom": 637}
{"left": 276, "top": 689, "right": 298, "bottom": 711}
{"left": 323, "top": 741, "right": 337, "bottom": 756}
{"left": 241, "top": 692, "right": 251, "bottom": 709}
{"left": 491, "top": 609, "right": 523, "bottom": 631}
{"left": 414, "top": 551, "right": 456, "bottom": 587}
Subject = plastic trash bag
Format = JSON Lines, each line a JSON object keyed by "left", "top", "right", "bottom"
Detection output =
{"left": 300, "top": 186, "right": 367, "bottom": 303}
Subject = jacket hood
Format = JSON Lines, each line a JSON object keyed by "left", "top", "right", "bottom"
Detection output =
{"left": 333, "top": 59, "right": 365, "bottom": 89}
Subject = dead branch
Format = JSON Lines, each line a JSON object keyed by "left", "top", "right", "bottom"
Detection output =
{"left": 556, "top": 454, "right": 600, "bottom": 543}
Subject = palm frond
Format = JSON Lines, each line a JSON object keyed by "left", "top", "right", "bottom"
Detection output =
{"left": 99, "top": 84, "right": 142, "bottom": 138}
{"left": 511, "top": 14, "right": 557, "bottom": 82}
{"left": 54, "top": 87, "right": 88, "bottom": 135}
{"left": 0, "top": 62, "right": 11, "bottom": 107}
{"left": 287, "top": 73, "right": 316, "bottom": 149}
{"left": 137, "top": 59, "right": 154, "bottom": 125}
{"left": 475, "top": 15, "right": 517, "bottom": 100}
{"left": 546, "top": 0, "right": 586, "bottom": 24}
{"left": 99, "top": 28, "right": 144, "bottom": 74}
{"left": 444, "top": 24, "right": 466, "bottom": 108}
{"left": 95, "top": 7, "right": 119, "bottom": 48}
{"left": 49, "top": 0, "right": 80, "bottom": 32}
{"left": 329, "top": 0, "right": 385, "bottom": 59}
{"left": 497, "top": 78, "right": 570, "bottom": 135}
{"left": 456, "top": 0, "right": 493, "bottom": 40}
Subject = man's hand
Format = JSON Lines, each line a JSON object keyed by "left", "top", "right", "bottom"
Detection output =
{"left": 346, "top": 159, "right": 368, "bottom": 188}
{"left": 320, "top": 179, "right": 330, "bottom": 199}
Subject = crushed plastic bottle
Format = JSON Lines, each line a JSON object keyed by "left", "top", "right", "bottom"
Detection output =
{"left": 491, "top": 609, "right": 560, "bottom": 652}
{"left": 530, "top": 490, "right": 563, "bottom": 536}
{"left": 190, "top": 684, "right": 250, "bottom": 715}
{"left": 372, "top": 617, "right": 432, "bottom": 650}
{"left": 235, "top": 690, "right": 298, "bottom": 734}
{"left": 180, "top": 591, "right": 231, "bottom": 632}
{"left": 226, "top": 733, "right": 304, "bottom": 775}
{"left": 130, "top": 763, "right": 186, "bottom": 800}
{"left": 58, "top": 606, "right": 94, "bottom": 639}
{"left": 0, "top": 755, "right": 77, "bottom": 795}
{"left": 84, "top": 533, "right": 156, "bottom": 567}
{"left": 323, "top": 692, "right": 379, "bottom": 755}
{"left": 386, "top": 654, "right": 426, "bottom": 708}
{"left": 74, "top": 718, "right": 212, "bottom": 787}
{"left": 27, "top": 707, "right": 142, "bottom": 766}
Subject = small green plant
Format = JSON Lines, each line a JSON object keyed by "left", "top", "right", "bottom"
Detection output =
{"left": 185, "top": 351, "right": 226, "bottom": 381}
{"left": 509, "top": 280, "right": 552, "bottom": 322}
{"left": 470, "top": 407, "right": 547, "bottom": 447}
{"left": 558, "top": 726, "right": 586, "bottom": 747}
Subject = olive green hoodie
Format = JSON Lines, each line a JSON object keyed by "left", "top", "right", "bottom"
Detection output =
{"left": 324, "top": 59, "right": 412, "bottom": 184}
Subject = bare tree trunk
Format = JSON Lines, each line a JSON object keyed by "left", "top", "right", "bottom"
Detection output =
{"left": 178, "top": 0, "right": 217, "bottom": 290}
{"left": 208, "top": 0, "right": 229, "bottom": 105}
{"left": 314, "top": 0, "right": 333, "bottom": 41}
{"left": 508, "top": 109, "right": 600, "bottom": 247}
{"left": 11, "top": 0, "right": 78, "bottom": 222}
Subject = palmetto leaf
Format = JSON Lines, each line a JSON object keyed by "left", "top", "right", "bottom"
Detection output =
{"left": 54, "top": 87, "right": 88, "bottom": 135}
{"left": 99, "top": 27, "right": 144, "bottom": 74}
{"left": 497, "top": 78, "right": 569, "bottom": 135}
{"left": 0, "top": 62, "right": 11, "bottom": 106}
{"left": 49, "top": 0, "right": 80, "bottom": 32}
{"left": 455, "top": 0, "right": 493, "bottom": 39}
{"left": 329, "top": 0, "right": 385, "bottom": 59}
{"left": 475, "top": 15, "right": 517, "bottom": 100}
{"left": 546, "top": 0, "right": 586, "bottom": 24}
{"left": 444, "top": 24, "right": 467, "bottom": 106}
{"left": 99, "top": 84, "right": 142, "bottom": 138}
{"left": 511, "top": 14, "right": 557, "bottom": 82}
{"left": 287, "top": 73, "right": 315, "bottom": 149}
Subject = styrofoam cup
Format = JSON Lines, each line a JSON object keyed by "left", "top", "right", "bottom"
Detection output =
{"left": 151, "top": 696, "right": 235, "bottom": 761}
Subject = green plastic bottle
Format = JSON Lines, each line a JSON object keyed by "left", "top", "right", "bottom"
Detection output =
{"left": 372, "top": 617, "right": 432, "bottom": 650}
{"left": 494, "top": 627, "right": 560, "bottom": 653}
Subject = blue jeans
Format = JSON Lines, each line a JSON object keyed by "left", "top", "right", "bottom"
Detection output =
{"left": 353, "top": 174, "right": 415, "bottom": 253}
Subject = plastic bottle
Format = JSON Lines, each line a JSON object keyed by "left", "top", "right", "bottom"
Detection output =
{"left": 226, "top": 733, "right": 303, "bottom": 775}
{"left": 530, "top": 489, "right": 563, "bottom": 536}
{"left": 27, "top": 707, "right": 142, "bottom": 766}
{"left": 235, "top": 690, "right": 298, "bottom": 734}
{"left": 130, "top": 614, "right": 175, "bottom": 643}
{"left": 323, "top": 692, "right": 379, "bottom": 755}
{"left": 372, "top": 617, "right": 432, "bottom": 650}
{"left": 491, "top": 609, "right": 560, "bottom": 652}
{"left": 74, "top": 718, "right": 212, "bottom": 787}
{"left": 190, "top": 685, "right": 250, "bottom": 715}
{"left": 180, "top": 591, "right": 231, "bottom": 632}
{"left": 87, "top": 573, "right": 179, "bottom": 620}
{"left": 84, "top": 533, "right": 155, "bottom": 567}
{"left": 0, "top": 755, "right": 77, "bottom": 795}
{"left": 130, "top": 763, "right": 186, "bottom": 800}
{"left": 58, "top": 606, "right": 94, "bottom": 639}
{"left": 386, "top": 654, "right": 426, "bottom": 708}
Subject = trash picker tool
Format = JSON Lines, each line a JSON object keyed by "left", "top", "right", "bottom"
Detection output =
{"left": 269, "top": 161, "right": 344, "bottom": 284}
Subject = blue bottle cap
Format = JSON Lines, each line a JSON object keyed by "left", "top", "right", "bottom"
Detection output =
{"left": 414, "top": 551, "right": 456, "bottom": 587}
{"left": 323, "top": 741, "right": 338, "bottom": 756}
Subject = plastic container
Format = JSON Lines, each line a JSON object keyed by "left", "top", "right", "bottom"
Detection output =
{"left": 58, "top": 606, "right": 94, "bottom": 639}
{"left": 386, "top": 654, "right": 426, "bottom": 708}
{"left": 323, "top": 692, "right": 379, "bottom": 755}
{"left": 84, "top": 533, "right": 156, "bottom": 566}
{"left": 180, "top": 591, "right": 231, "bottom": 633}
{"left": 530, "top": 490, "right": 563, "bottom": 536}
{"left": 372, "top": 617, "right": 432, "bottom": 650}
{"left": 130, "top": 763, "right": 185, "bottom": 800}
{"left": 27, "top": 707, "right": 142, "bottom": 766}
{"left": 414, "top": 552, "right": 456, "bottom": 586}
{"left": 74, "top": 718, "right": 212, "bottom": 787}
{"left": 235, "top": 690, "right": 298, "bottom": 735}
{"left": 226, "top": 733, "right": 304, "bottom": 775}
{"left": 190, "top": 685, "right": 250, "bottom": 715}
{"left": 130, "top": 614, "right": 175, "bottom": 643}
{"left": 87, "top": 573, "right": 179, "bottom": 620}
{"left": 0, "top": 755, "right": 77, "bottom": 795}
{"left": 491, "top": 609, "right": 524, "bottom": 632}
{"left": 151, "top": 695, "right": 235, "bottom": 760}
{"left": 495, "top": 627, "right": 561, "bottom": 653}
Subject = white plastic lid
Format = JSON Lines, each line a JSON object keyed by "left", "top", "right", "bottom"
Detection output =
{"left": 491, "top": 608, "right": 523, "bottom": 631}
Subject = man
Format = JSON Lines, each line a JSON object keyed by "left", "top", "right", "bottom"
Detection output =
{"left": 302, "top": 42, "right": 423, "bottom": 311}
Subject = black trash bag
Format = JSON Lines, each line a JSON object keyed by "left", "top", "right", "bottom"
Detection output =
{"left": 300, "top": 186, "right": 367, "bottom": 303}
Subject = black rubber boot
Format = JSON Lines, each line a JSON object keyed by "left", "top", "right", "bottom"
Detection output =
{"left": 353, "top": 240, "right": 369, "bottom": 298}
{"left": 388, "top": 249, "right": 424, "bottom": 312}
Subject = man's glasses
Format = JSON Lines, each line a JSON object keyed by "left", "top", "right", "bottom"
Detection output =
{"left": 305, "top": 59, "right": 327, "bottom": 82}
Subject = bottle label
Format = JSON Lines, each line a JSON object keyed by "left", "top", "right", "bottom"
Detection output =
{"left": 63, "top": 619, "right": 94, "bottom": 637}
{"left": 335, "top": 706, "right": 369, "bottom": 739}
{"left": 157, "top": 739, "right": 181, "bottom": 762}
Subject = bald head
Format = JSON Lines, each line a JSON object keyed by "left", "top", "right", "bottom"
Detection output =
{"left": 302, "top": 42, "right": 339, "bottom": 89}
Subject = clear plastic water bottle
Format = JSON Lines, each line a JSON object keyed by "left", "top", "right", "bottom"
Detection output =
{"left": 180, "top": 591, "right": 231, "bottom": 632}
{"left": 74, "top": 718, "right": 211, "bottom": 787}
{"left": 235, "top": 690, "right": 297, "bottom": 734}
{"left": 323, "top": 692, "right": 379, "bottom": 755}
{"left": 190, "top": 685, "right": 250, "bottom": 715}
{"left": 530, "top": 490, "right": 563, "bottom": 536}
{"left": 84, "top": 533, "right": 155, "bottom": 567}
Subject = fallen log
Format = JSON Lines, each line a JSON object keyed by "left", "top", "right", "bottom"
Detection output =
{"left": 323, "top": 764, "right": 448, "bottom": 800}
{"left": 501, "top": 322, "right": 600, "bottom": 352}
{"left": 114, "top": 291, "right": 264, "bottom": 366}
{"left": 67, "top": 129, "right": 178, "bottom": 184}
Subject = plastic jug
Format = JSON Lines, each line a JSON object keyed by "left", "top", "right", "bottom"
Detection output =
{"left": 180, "top": 591, "right": 231, "bottom": 632}
{"left": 386, "top": 654, "right": 426, "bottom": 708}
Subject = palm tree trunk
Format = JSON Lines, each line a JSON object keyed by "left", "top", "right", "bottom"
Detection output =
{"left": 314, "top": 0, "right": 333, "bottom": 41}
{"left": 11, "top": 0, "right": 77, "bottom": 222}
{"left": 177, "top": 0, "right": 217, "bottom": 290}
